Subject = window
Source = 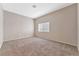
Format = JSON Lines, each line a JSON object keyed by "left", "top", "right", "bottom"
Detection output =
{"left": 38, "top": 22, "right": 49, "bottom": 32}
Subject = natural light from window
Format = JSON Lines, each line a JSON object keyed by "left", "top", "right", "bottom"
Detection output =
{"left": 38, "top": 22, "right": 49, "bottom": 32}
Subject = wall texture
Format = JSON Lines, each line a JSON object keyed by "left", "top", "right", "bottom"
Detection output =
{"left": 4, "top": 11, "right": 34, "bottom": 41}
{"left": 0, "top": 4, "right": 3, "bottom": 48}
{"left": 78, "top": 4, "right": 79, "bottom": 50}
{"left": 34, "top": 4, "right": 77, "bottom": 46}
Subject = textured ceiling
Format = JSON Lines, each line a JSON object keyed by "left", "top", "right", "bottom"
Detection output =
{"left": 2, "top": 3, "right": 73, "bottom": 18}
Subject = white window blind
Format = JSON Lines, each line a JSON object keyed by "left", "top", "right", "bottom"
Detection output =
{"left": 38, "top": 22, "right": 49, "bottom": 32}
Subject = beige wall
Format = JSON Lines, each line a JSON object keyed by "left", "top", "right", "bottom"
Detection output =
{"left": 4, "top": 11, "right": 34, "bottom": 41}
{"left": 0, "top": 4, "right": 3, "bottom": 48}
{"left": 34, "top": 4, "right": 77, "bottom": 46}
{"left": 78, "top": 4, "right": 79, "bottom": 50}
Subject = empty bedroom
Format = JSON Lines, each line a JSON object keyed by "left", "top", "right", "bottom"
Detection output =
{"left": 0, "top": 3, "right": 78, "bottom": 56}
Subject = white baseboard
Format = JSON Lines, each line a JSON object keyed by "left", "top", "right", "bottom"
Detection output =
{"left": 4, "top": 33, "right": 33, "bottom": 42}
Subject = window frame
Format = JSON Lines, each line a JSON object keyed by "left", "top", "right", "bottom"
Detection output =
{"left": 38, "top": 22, "right": 50, "bottom": 32}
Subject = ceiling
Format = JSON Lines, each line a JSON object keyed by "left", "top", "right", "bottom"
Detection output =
{"left": 2, "top": 3, "right": 73, "bottom": 19}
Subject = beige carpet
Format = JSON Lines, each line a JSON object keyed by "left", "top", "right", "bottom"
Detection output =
{"left": 0, "top": 37, "right": 78, "bottom": 56}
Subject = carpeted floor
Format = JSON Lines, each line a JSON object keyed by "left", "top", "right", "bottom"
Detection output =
{"left": 0, "top": 37, "right": 78, "bottom": 56}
